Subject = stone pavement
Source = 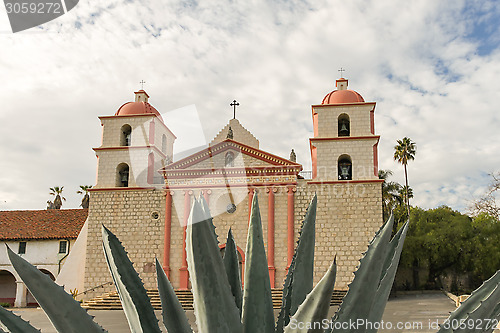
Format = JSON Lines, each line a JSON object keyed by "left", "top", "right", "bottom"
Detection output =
{"left": 5, "top": 293, "right": 473, "bottom": 332}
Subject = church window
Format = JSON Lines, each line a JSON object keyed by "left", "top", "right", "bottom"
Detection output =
{"left": 338, "top": 114, "right": 350, "bottom": 137}
{"left": 18, "top": 242, "right": 26, "bottom": 254}
{"left": 338, "top": 155, "right": 352, "bottom": 180}
{"left": 116, "top": 163, "right": 130, "bottom": 187}
{"left": 59, "top": 240, "right": 68, "bottom": 254}
{"left": 121, "top": 125, "right": 132, "bottom": 146}
{"left": 225, "top": 152, "right": 235, "bottom": 167}
{"left": 162, "top": 135, "right": 167, "bottom": 154}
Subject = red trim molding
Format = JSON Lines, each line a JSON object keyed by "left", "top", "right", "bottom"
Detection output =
{"left": 89, "top": 187, "right": 155, "bottom": 192}
{"left": 93, "top": 145, "right": 167, "bottom": 158}
{"left": 309, "top": 135, "right": 380, "bottom": 142}
{"left": 307, "top": 179, "right": 384, "bottom": 185}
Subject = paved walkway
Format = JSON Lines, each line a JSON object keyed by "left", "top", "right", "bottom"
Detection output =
{"left": 7, "top": 293, "right": 461, "bottom": 332}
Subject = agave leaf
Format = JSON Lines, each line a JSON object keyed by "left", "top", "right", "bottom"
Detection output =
{"left": 242, "top": 194, "right": 275, "bottom": 333}
{"left": 481, "top": 303, "right": 500, "bottom": 333}
{"left": 330, "top": 214, "right": 395, "bottom": 333}
{"left": 6, "top": 246, "right": 107, "bottom": 333}
{"left": 223, "top": 228, "right": 243, "bottom": 316}
{"left": 200, "top": 194, "right": 219, "bottom": 246}
{"left": 0, "top": 304, "right": 41, "bottom": 333}
{"left": 453, "top": 284, "right": 500, "bottom": 333}
{"left": 284, "top": 258, "right": 337, "bottom": 333}
{"left": 437, "top": 270, "right": 500, "bottom": 333}
{"left": 366, "top": 220, "right": 409, "bottom": 332}
{"left": 155, "top": 258, "right": 192, "bottom": 333}
{"left": 186, "top": 197, "right": 242, "bottom": 333}
{"left": 276, "top": 194, "right": 317, "bottom": 333}
{"left": 101, "top": 225, "right": 161, "bottom": 333}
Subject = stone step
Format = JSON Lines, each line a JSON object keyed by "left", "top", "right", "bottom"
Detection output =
{"left": 82, "top": 289, "right": 346, "bottom": 310}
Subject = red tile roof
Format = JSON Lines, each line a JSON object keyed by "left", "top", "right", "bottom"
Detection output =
{"left": 0, "top": 209, "right": 88, "bottom": 240}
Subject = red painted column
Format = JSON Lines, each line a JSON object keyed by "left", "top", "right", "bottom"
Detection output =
{"left": 163, "top": 190, "right": 173, "bottom": 278}
{"left": 179, "top": 190, "right": 192, "bottom": 290}
{"left": 287, "top": 186, "right": 296, "bottom": 271}
{"left": 267, "top": 187, "right": 276, "bottom": 288}
{"left": 248, "top": 188, "right": 254, "bottom": 225}
{"left": 203, "top": 189, "right": 211, "bottom": 204}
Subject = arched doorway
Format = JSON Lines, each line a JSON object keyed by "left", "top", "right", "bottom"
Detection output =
{"left": 27, "top": 269, "right": 56, "bottom": 307}
{"left": 0, "top": 270, "right": 16, "bottom": 306}
{"left": 219, "top": 243, "right": 245, "bottom": 284}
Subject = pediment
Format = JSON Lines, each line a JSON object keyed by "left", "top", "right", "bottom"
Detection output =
{"left": 160, "top": 139, "right": 301, "bottom": 173}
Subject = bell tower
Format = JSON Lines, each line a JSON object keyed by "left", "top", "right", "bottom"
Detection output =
{"left": 93, "top": 90, "right": 176, "bottom": 188}
{"left": 310, "top": 78, "right": 379, "bottom": 181}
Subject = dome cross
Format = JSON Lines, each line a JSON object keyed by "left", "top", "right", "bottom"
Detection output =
{"left": 139, "top": 80, "right": 146, "bottom": 89}
{"left": 338, "top": 68, "right": 345, "bottom": 78}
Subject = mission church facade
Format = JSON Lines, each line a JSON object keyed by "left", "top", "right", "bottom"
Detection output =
{"left": 80, "top": 78, "right": 383, "bottom": 299}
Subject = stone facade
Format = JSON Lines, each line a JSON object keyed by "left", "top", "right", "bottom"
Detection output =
{"left": 82, "top": 79, "right": 383, "bottom": 299}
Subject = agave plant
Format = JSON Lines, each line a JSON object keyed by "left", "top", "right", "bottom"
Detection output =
{"left": 1, "top": 194, "right": 499, "bottom": 333}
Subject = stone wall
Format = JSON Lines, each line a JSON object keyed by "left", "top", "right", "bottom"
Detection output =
{"left": 296, "top": 179, "right": 383, "bottom": 289}
{"left": 83, "top": 189, "right": 165, "bottom": 300}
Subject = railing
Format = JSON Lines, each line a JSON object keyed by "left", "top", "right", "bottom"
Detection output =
{"left": 77, "top": 281, "right": 114, "bottom": 297}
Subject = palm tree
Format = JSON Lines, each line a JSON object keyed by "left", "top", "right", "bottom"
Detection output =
{"left": 393, "top": 137, "right": 416, "bottom": 217}
{"left": 49, "top": 186, "right": 66, "bottom": 209}
{"left": 378, "top": 169, "right": 403, "bottom": 222}
{"left": 77, "top": 185, "right": 92, "bottom": 209}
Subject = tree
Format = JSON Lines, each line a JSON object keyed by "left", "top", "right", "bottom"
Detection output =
{"left": 77, "top": 185, "right": 92, "bottom": 209}
{"left": 468, "top": 172, "right": 500, "bottom": 219}
{"left": 394, "top": 137, "right": 416, "bottom": 217}
{"left": 49, "top": 186, "right": 66, "bottom": 209}
{"left": 378, "top": 169, "right": 403, "bottom": 223}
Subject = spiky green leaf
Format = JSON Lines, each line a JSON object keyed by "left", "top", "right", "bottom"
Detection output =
{"left": 284, "top": 258, "right": 337, "bottom": 333}
{"left": 366, "top": 220, "right": 409, "bottom": 332}
{"left": 101, "top": 225, "right": 161, "bottom": 333}
{"left": 0, "top": 304, "right": 41, "bottom": 333}
{"left": 453, "top": 284, "right": 500, "bottom": 333}
{"left": 437, "top": 270, "right": 500, "bottom": 333}
{"left": 276, "top": 194, "right": 317, "bottom": 333}
{"left": 330, "top": 214, "right": 395, "bottom": 333}
{"left": 223, "top": 228, "right": 243, "bottom": 316}
{"left": 242, "top": 194, "right": 275, "bottom": 333}
{"left": 155, "top": 258, "right": 192, "bottom": 333}
{"left": 186, "top": 198, "right": 242, "bottom": 333}
{"left": 6, "top": 246, "right": 107, "bottom": 333}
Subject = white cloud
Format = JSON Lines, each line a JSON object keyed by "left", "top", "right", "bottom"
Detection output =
{"left": 0, "top": 0, "right": 499, "bottom": 212}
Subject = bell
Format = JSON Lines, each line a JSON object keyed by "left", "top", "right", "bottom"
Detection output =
{"left": 120, "top": 171, "right": 129, "bottom": 182}
{"left": 339, "top": 122, "right": 349, "bottom": 135}
{"left": 340, "top": 165, "right": 350, "bottom": 177}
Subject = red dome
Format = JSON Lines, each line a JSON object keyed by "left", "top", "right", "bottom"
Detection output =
{"left": 321, "top": 89, "right": 364, "bottom": 104}
{"left": 115, "top": 101, "right": 164, "bottom": 122}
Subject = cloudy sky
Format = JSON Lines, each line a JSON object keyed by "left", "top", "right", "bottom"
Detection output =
{"left": 0, "top": 0, "right": 499, "bottom": 212}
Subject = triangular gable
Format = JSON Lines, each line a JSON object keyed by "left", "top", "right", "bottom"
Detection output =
{"left": 160, "top": 139, "right": 301, "bottom": 172}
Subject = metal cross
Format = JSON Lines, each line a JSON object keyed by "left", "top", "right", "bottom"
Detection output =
{"left": 230, "top": 100, "right": 239, "bottom": 119}
{"left": 338, "top": 68, "right": 345, "bottom": 77}
{"left": 140, "top": 80, "right": 146, "bottom": 89}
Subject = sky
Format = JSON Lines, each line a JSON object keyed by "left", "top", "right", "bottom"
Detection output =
{"left": 0, "top": 0, "right": 499, "bottom": 212}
